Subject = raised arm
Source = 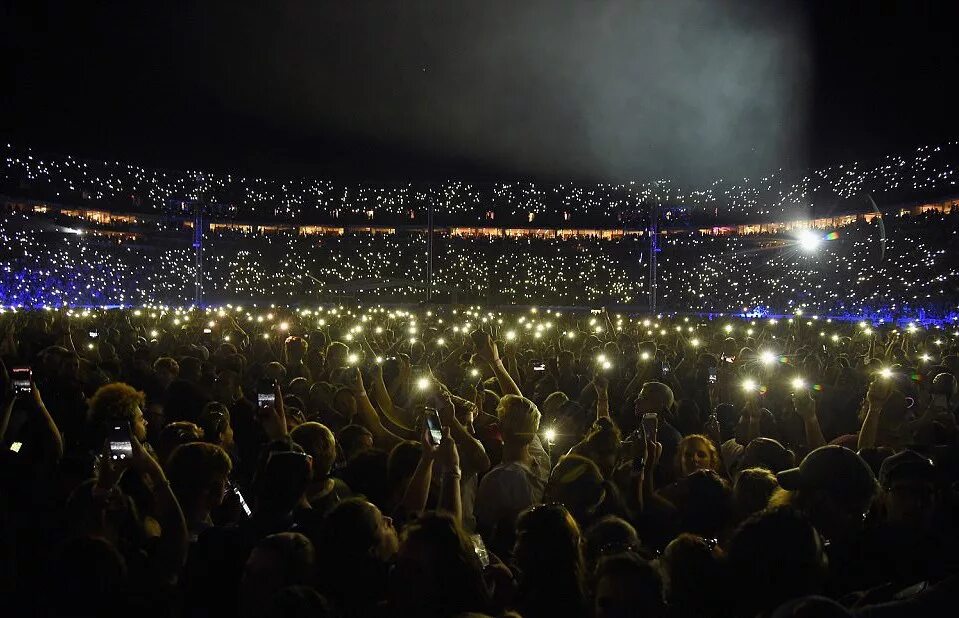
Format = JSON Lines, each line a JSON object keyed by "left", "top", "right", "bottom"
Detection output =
{"left": 346, "top": 367, "right": 404, "bottom": 451}
{"left": 31, "top": 381, "right": 64, "bottom": 461}
{"left": 435, "top": 427, "right": 463, "bottom": 524}
{"left": 858, "top": 378, "right": 891, "bottom": 451}
{"left": 593, "top": 373, "right": 610, "bottom": 420}
{"left": 399, "top": 429, "right": 436, "bottom": 517}
{"left": 438, "top": 393, "right": 490, "bottom": 475}
{"left": 472, "top": 331, "right": 522, "bottom": 397}
{"left": 133, "top": 436, "right": 188, "bottom": 584}
{"left": 792, "top": 388, "right": 825, "bottom": 450}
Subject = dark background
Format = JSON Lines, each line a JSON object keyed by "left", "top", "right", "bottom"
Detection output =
{"left": 2, "top": 1, "right": 957, "bottom": 184}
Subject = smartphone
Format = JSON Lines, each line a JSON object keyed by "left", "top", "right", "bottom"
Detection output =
{"left": 231, "top": 482, "right": 252, "bottom": 517}
{"left": 108, "top": 423, "right": 134, "bottom": 461}
{"left": 425, "top": 407, "right": 443, "bottom": 446}
{"left": 257, "top": 378, "right": 277, "bottom": 408}
{"left": 12, "top": 367, "right": 32, "bottom": 394}
{"left": 470, "top": 533, "right": 490, "bottom": 568}
{"left": 708, "top": 366, "right": 718, "bottom": 384}
{"left": 642, "top": 413, "right": 659, "bottom": 443}
{"left": 88, "top": 331, "right": 98, "bottom": 339}
{"left": 630, "top": 425, "right": 647, "bottom": 473}
{"left": 532, "top": 361, "right": 546, "bottom": 372}
{"left": 661, "top": 362, "right": 670, "bottom": 374}
{"left": 203, "top": 328, "right": 212, "bottom": 334}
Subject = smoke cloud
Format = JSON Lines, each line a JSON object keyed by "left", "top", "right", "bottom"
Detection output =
{"left": 195, "top": 0, "right": 810, "bottom": 183}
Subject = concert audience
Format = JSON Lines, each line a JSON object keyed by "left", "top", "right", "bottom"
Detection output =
{"left": 0, "top": 304, "right": 957, "bottom": 617}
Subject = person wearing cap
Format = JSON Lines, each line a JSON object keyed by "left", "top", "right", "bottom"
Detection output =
{"left": 878, "top": 449, "right": 938, "bottom": 529}
{"left": 771, "top": 445, "right": 880, "bottom": 595}
{"left": 856, "top": 450, "right": 959, "bottom": 593}
{"left": 772, "top": 445, "right": 878, "bottom": 543}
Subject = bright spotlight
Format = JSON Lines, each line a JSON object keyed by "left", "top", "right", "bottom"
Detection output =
{"left": 797, "top": 229, "right": 822, "bottom": 252}
{"left": 791, "top": 377, "right": 806, "bottom": 391}
{"left": 759, "top": 350, "right": 777, "bottom": 366}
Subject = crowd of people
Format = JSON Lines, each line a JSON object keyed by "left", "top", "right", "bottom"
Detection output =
{"left": 1, "top": 208, "right": 957, "bottom": 317}
{"left": 3, "top": 141, "right": 958, "bottom": 225}
{"left": 1, "top": 304, "right": 958, "bottom": 617}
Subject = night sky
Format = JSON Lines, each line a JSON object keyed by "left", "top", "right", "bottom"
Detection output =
{"left": 2, "top": 1, "right": 958, "bottom": 184}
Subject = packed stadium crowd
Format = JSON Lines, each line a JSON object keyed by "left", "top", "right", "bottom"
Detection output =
{"left": 1, "top": 208, "right": 958, "bottom": 317}
{"left": 3, "top": 141, "right": 959, "bottom": 225}
{"left": 1, "top": 303, "right": 958, "bottom": 617}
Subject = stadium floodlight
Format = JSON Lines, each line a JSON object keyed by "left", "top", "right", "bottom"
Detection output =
{"left": 796, "top": 229, "right": 822, "bottom": 252}
{"left": 759, "top": 350, "right": 777, "bottom": 366}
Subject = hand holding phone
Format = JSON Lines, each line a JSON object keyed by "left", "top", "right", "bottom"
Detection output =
{"left": 707, "top": 366, "right": 718, "bottom": 385}
{"left": 12, "top": 367, "right": 32, "bottom": 395}
{"left": 471, "top": 533, "right": 490, "bottom": 568}
{"left": 629, "top": 424, "right": 648, "bottom": 473}
{"left": 642, "top": 413, "right": 659, "bottom": 443}
{"left": 108, "top": 423, "right": 134, "bottom": 461}
{"left": 425, "top": 407, "right": 443, "bottom": 446}
{"left": 230, "top": 481, "right": 252, "bottom": 517}
{"left": 256, "top": 378, "right": 277, "bottom": 409}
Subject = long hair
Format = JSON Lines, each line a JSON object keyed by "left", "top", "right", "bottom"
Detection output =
{"left": 390, "top": 513, "right": 491, "bottom": 617}
{"left": 513, "top": 504, "right": 588, "bottom": 618}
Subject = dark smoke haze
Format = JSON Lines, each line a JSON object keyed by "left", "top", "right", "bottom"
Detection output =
{"left": 202, "top": 0, "right": 811, "bottom": 183}
{"left": 4, "top": 1, "right": 815, "bottom": 183}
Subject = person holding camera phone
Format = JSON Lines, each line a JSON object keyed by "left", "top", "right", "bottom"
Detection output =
{"left": 1, "top": 360, "right": 64, "bottom": 463}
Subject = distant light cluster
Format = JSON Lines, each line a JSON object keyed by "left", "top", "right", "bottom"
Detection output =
{"left": 1, "top": 209, "right": 957, "bottom": 319}
{"left": 2, "top": 141, "right": 958, "bottom": 224}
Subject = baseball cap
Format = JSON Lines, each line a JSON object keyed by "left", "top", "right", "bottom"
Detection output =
{"left": 878, "top": 449, "right": 936, "bottom": 489}
{"left": 777, "top": 446, "right": 877, "bottom": 502}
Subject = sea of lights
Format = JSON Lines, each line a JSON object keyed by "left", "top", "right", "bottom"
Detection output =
{"left": 0, "top": 208, "right": 957, "bottom": 320}
{"left": 3, "top": 140, "right": 959, "bottom": 225}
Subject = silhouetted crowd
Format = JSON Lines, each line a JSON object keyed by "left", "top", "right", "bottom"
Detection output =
{"left": 1, "top": 306, "right": 958, "bottom": 617}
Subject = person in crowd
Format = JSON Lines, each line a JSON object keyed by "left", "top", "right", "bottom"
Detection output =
{"left": 726, "top": 507, "right": 830, "bottom": 617}
{"left": 660, "top": 533, "right": 726, "bottom": 618}
{"left": 1, "top": 305, "right": 958, "bottom": 617}
{"left": 388, "top": 512, "right": 491, "bottom": 617}
{"left": 239, "top": 531, "right": 316, "bottom": 618}
{"left": 733, "top": 466, "right": 780, "bottom": 522}
{"left": 290, "top": 421, "right": 352, "bottom": 513}
{"left": 165, "top": 441, "right": 232, "bottom": 540}
{"left": 512, "top": 503, "right": 590, "bottom": 618}
{"left": 315, "top": 497, "right": 398, "bottom": 616}
{"left": 592, "top": 551, "right": 666, "bottom": 618}
{"left": 474, "top": 394, "right": 547, "bottom": 543}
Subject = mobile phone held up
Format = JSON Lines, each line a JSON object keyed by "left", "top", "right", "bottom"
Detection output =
{"left": 12, "top": 367, "right": 32, "bottom": 394}
{"left": 708, "top": 366, "right": 718, "bottom": 385}
{"left": 425, "top": 407, "right": 443, "bottom": 446}
{"left": 532, "top": 360, "right": 546, "bottom": 372}
{"left": 642, "top": 413, "right": 659, "bottom": 443}
{"left": 470, "top": 533, "right": 490, "bottom": 568}
{"left": 257, "top": 378, "right": 277, "bottom": 409}
{"left": 108, "top": 423, "right": 134, "bottom": 461}
{"left": 230, "top": 481, "right": 253, "bottom": 517}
